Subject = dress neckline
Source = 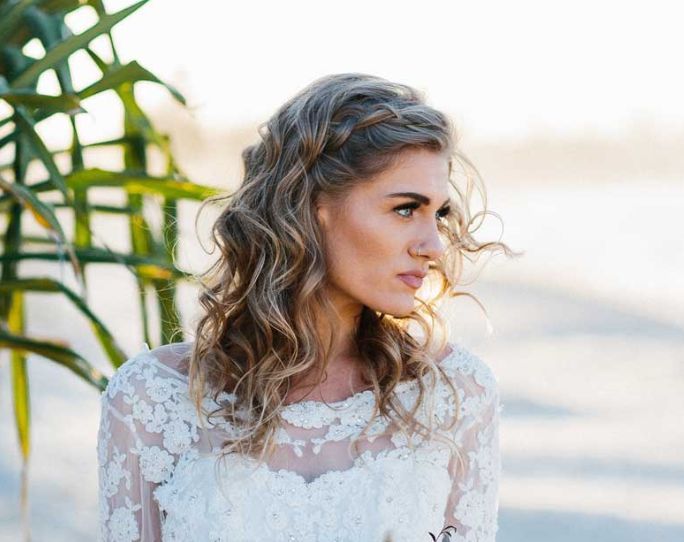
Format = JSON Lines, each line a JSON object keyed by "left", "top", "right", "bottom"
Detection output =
{"left": 138, "top": 341, "right": 458, "bottom": 416}
{"left": 279, "top": 345, "right": 457, "bottom": 415}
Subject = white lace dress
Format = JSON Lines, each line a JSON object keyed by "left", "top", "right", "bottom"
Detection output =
{"left": 97, "top": 341, "right": 502, "bottom": 541}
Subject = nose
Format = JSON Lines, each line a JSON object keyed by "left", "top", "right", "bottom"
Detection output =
{"left": 416, "top": 223, "right": 446, "bottom": 262}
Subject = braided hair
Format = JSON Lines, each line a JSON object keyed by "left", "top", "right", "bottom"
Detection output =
{"left": 241, "top": 73, "right": 453, "bottom": 203}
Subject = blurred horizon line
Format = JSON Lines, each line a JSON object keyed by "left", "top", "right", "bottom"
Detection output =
{"left": 144, "top": 103, "right": 684, "bottom": 187}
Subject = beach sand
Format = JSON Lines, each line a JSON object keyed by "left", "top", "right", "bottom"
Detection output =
{"left": 1, "top": 178, "right": 682, "bottom": 541}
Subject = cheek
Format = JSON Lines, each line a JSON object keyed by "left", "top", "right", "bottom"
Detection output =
{"left": 325, "top": 212, "right": 399, "bottom": 287}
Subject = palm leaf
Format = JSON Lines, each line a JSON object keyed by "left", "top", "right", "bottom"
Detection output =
{"left": 78, "top": 60, "right": 186, "bottom": 105}
{"left": 0, "top": 171, "right": 67, "bottom": 234}
{"left": 0, "top": 90, "right": 84, "bottom": 114}
{"left": 0, "top": 247, "right": 193, "bottom": 280}
{"left": 0, "top": 330, "right": 109, "bottom": 390}
{"left": 67, "top": 168, "right": 221, "bottom": 200}
{"left": 0, "top": 277, "right": 128, "bottom": 367}
{"left": 0, "top": 0, "right": 33, "bottom": 45}
{"left": 12, "top": 106, "right": 69, "bottom": 198}
{"left": 10, "top": 0, "right": 148, "bottom": 88}
{"left": 8, "top": 290, "right": 30, "bottom": 459}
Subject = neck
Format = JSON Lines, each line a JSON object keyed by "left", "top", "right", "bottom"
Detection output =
{"left": 285, "top": 291, "right": 366, "bottom": 403}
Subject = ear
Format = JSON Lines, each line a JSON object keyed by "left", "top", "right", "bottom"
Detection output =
{"left": 316, "top": 203, "right": 329, "bottom": 228}
{"left": 315, "top": 195, "right": 332, "bottom": 229}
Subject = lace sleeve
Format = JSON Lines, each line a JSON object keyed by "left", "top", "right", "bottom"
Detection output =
{"left": 97, "top": 347, "right": 197, "bottom": 542}
{"left": 441, "top": 346, "right": 502, "bottom": 541}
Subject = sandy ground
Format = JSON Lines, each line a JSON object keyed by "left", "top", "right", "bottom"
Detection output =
{"left": 0, "top": 179, "right": 682, "bottom": 541}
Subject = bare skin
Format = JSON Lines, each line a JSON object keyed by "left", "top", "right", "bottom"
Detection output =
{"left": 285, "top": 147, "right": 452, "bottom": 404}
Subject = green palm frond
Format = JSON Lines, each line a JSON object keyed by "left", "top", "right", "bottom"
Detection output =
{"left": 0, "top": 2, "right": 215, "bottom": 535}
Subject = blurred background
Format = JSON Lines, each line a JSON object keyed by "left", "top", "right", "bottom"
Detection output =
{"left": 0, "top": 0, "right": 682, "bottom": 540}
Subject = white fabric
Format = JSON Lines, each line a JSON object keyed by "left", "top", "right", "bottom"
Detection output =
{"left": 97, "top": 341, "right": 502, "bottom": 541}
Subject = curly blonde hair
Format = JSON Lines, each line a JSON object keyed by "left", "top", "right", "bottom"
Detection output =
{"left": 185, "top": 73, "right": 515, "bottom": 468}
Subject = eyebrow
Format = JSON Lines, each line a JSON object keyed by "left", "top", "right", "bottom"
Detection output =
{"left": 386, "top": 192, "right": 451, "bottom": 208}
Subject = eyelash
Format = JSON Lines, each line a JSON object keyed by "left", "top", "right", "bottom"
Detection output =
{"left": 394, "top": 202, "right": 452, "bottom": 221}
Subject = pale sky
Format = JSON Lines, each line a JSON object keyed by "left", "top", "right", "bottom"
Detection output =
{"left": 61, "top": 0, "right": 684, "bottom": 142}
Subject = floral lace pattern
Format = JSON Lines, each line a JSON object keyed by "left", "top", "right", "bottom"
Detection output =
{"left": 97, "top": 342, "right": 501, "bottom": 541}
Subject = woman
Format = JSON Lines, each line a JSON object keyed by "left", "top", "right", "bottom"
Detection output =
{"left": 97, "top": 73, "right": 512, "bottom": 541}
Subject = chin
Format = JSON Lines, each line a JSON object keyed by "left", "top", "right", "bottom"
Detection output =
{"left": 374, "top": 299, "right": 416, "bottom": 318}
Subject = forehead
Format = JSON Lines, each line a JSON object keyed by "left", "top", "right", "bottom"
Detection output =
{"left": 358, "top": 148, "right": 451, "bottom": 198}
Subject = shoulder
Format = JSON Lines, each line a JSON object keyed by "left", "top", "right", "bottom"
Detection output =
{"left": 441, "top": 341, "right": 497, "bottom": 386}
{"left": 102, "top": 341, "right": 193, "bottom": 408}
{"left": 97, "top": 343, "right": 203, "bottom": 488}
{"left": 436, "top": 341, "right": 500, "bottom": 402}
{"left": 429, "top": 341, "right": 502, "bottom": 434}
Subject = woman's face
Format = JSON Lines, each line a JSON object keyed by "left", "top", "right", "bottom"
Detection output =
{"left": 316, "top": 147, "right": 451, "bottom": 319}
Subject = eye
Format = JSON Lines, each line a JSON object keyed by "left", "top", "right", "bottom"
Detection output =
{"left": 436, "top": 205, "right": 452, "bottom": 221}
{"left": 394, "top": 203, "right": 452, "bottom": 221}
{"left": 393, "top": 202, "right": 420, "bottom": 218}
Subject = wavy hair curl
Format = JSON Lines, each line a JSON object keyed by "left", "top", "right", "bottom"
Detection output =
{"left": 185, "top": 73, "right": 516, "bottom": 470}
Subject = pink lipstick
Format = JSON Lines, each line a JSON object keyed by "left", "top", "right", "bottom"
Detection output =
{"left": 398, "top": 274, "right": 424, "bottom": 289}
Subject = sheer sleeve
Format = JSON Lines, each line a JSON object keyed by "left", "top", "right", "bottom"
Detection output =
{"left": 97, "top": 346, "right": 197, "bottom": 541}
{"left": 441, "top": 345, "right": 502, "bottom": 541}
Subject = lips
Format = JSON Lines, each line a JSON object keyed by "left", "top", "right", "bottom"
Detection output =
{"left": 398, "top": 274, "right": 424, "bottom": 289}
